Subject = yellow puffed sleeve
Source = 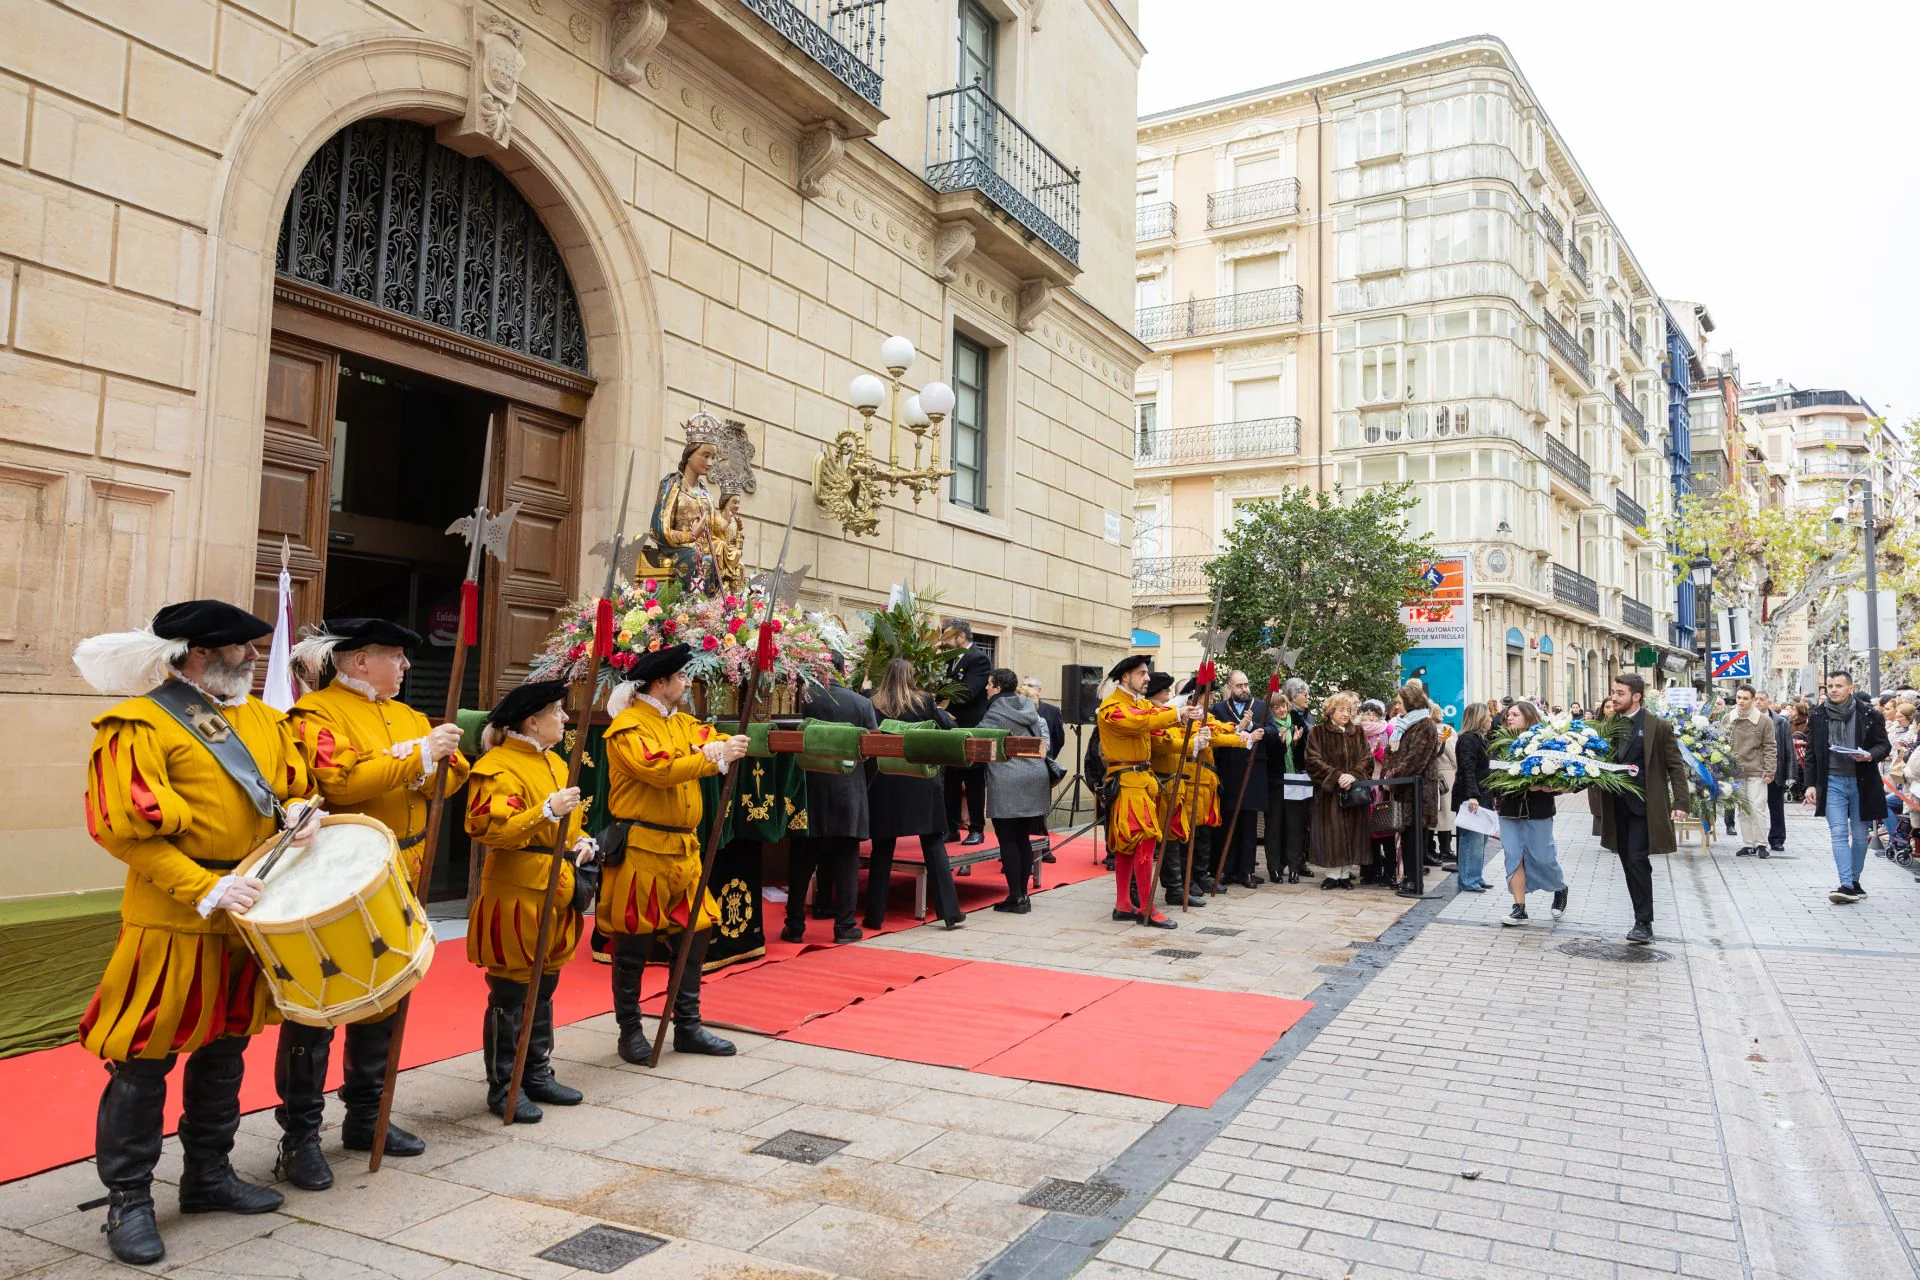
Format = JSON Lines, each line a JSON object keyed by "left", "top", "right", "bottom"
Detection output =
{"left": 85, "top": 718, "right": 218, "bottom": 907}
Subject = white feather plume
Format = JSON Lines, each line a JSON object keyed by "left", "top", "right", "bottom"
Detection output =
{"left": 607, "top": 680, "right": 639, "bottom": 718}
{"left": 289, "top": 629, "right": 343, "bottom": 692}
{"left": 73, "top": 630, "right": 188, "bottom": 696}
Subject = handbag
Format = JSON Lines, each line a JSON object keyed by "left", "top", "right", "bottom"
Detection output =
{"left": 1045, "top": 756, "right": 1068, "bottom": 785}
{"left": 1369, "top": 795, "right": 1405, "bottom": 835}
{"left": 1337, "top": 780, "right": 1375, "bottom": 809}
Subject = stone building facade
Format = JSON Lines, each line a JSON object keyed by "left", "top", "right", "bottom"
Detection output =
{"left": 0, "top": 0, "right": 1147, "bottom": 899}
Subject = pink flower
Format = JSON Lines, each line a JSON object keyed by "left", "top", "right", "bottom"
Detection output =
{"left": 724, "top": 595, "right": 741, "bottom": 609}
{"left": 644, "top": 579, "right": 658, "bottom": 593}
{"left": 770, "top": 618, "right": 784, "bottom": 634}
{"left": 567, "top": 642, "right": 586, "bottom": 661}
{"left": 702, "top": 635, "right": 719, "bottom": 651}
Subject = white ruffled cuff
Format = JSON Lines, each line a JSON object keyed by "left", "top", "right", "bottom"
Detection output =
{"left": 197, "top": 874, "right": 241, "bottom": 919}
{"left": 701, "top": 741, "right": 732, "bottom": 774}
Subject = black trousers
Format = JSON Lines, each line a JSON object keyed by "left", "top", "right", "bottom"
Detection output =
{"left": 1766, "top": 782, "right": 1787, "bottom": 849}
{"left": 1218, "top": 811, "right": 1261, "bottom": 881}
{"left": 866, "top": 833, "right": 961, "bottom": 927}
{"left": 944, "top": 765, "right": 986, "bottom": 835}
{"left": 787, "top": 837, "right": 860, "bottom": 934}
{"left": 992, "top": 815, "right": 1046, "bottom": 904}
{"left": 1264, "top": 785, "right": 1312, "bottom": 877}
{"left": 1611, "top": 797, "right": 1655, "bottom": 927}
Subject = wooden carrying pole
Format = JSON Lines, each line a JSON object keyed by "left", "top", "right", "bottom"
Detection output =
{"left": 1210, "top": 713, "right": 1263, "bottom": 892}
{"left": 367, "top": 416, "right": 510, "bottom": 1170}
{"left": 501, "top": 456, "right": 636, "bottom": 1124}
{"left": 647, "top": 498, "right": 798, "bottom": 1067}
{"left": 1174, "top": 671, "right": 1220, "bottom": 914}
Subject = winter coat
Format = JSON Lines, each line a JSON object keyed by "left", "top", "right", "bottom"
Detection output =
{"left": 1384, "top": 712, "right": 1441, "bottom": 830}
{"left": 1598, "top": 710, "right": 1689, "bottom": 856}
{"left": 1304, "top": 721, "right": 1374, "bottom": 870}
{"left": 979, "top": 694, "right": 1052, "bottom": 820}
{"left": 944, "top": 646, "right": 992, "bottom": 729}
{"left": 1450, "top": 730, "right": 1489, "bottom": 811}
{"left": 867, "top": 692, "right": 954, "bottom": 840}
{"left": 1729, "top": 709, "right": 1779, "bottom": 780}
{"left": 797, "top": 683, "right": 878, "bottom": 839}
{"left": 1209, "top": 695, "right": 1272, "bottom": 813}
{"left": 1433, "top": 733, "right": 1459, "bottom": 832}
{"left": 1770, "top": 712, "right": 1793, "bottom": 787}
{"left": 1805, "top": 696, "right": 1890, "bottom": 819}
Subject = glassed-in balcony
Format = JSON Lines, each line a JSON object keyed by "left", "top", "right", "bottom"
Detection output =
{"left": 1136, "top": 417, "right": 1301, "bottom": 468}
{"left": 1136, "top": 286, "right": 1302, "bottom": 342}
{"left": 926, "top": 85, "right": 1080, "bottom": 266}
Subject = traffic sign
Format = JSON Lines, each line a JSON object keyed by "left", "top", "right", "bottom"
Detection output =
{"left": 1710, "top": 649, "right": 1750, "bottom": 680}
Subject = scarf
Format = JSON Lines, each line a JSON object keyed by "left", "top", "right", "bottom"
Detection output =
{"left": 1829, "top": 696, "right": 1860, "bottom": 755}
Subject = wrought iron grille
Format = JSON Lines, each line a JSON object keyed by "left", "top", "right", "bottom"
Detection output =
{"left": 1551, "top": 562, "right": 1600, "bottom": 614}
{"left": 1621, "top": 596, "right": 1654, "bottom": 636}
{"left": 1568, "top": 241, "right": 1589, "bottom": 287}
{"left": 1206, "top": 178, "right": 1301, "bottom": 228}
{"left": 276, "top": 118, "right": 587, "bottom": 372}
{"left": 1544, "top": 435, "right": 1592, "bottom": 494}
{"left": 1136, "top": 417, "right": 1301, "bottom": 467}
{"left": 1136, "top": 201, "right": 1175, "bottom": 240}
{"left": 1614, "top": 389, "right": 1647, "bottom": 444}
{"left": 1627, "top": 324, "right": 1645, "bottom": 361}
{"left": 737, "top": 0, "right": 886, "bottom": 107}
{"left": 1542, "top": 314, "right": 1590, "bottom": 383}
{"left": 1136, "top": 286, "right": 1302, "bottom": 342}
{"left": 1132, "top": 555, "right": 1211, "bottom": 596}
{"left": 1614, "top": 489, "right": 1647, "bottom": 529}
{"left": 1539, "top": 207, "right": 1564, "bottom": 258}
{"left": 925, "top": 85, "right": 1079, "bottom": 263}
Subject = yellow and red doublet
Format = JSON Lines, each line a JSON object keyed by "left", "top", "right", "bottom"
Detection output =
{"left": 597, "top": 698, "right": 723, "bottom": 936}
{"left": 464, "top": 737, "right": 585, "bottom": 982}
{"left": 1166, "top": 717, "right": 1245, "bottom": 841}
{"left": 290, "top": 679, "right": 471, "bottom": 882}
{"left": 79, "top": 688, "right": 313, "bottom": 1061}
{"left": 1096, "top": 689, "right": 1182, "bottom": 857}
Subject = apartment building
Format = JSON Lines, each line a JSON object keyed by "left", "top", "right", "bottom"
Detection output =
{"left": 1131, "top": 35, "right": 1685, "bottom": 709}
{"left": 1743, "top": 380, "right": 1900, "bottom": 512}
{"left": 0, "top": 0, "right": 1147, "bottom": 901}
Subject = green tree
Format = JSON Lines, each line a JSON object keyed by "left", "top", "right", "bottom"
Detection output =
{"left": 1206, "top": 485, "right": 1434, "bottom": 700}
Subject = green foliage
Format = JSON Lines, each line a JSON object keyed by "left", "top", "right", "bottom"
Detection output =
{"left": 1206, "top": 485, "right": 1434, "bottom": 701}
{"left": 858, "top": 585, "right": 966, "bottom": 700}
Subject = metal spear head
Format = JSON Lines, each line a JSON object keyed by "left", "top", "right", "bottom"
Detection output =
{"left": 446, "top": 416, "right": 517, "bottom": 575}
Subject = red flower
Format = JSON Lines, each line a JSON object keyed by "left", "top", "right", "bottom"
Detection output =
{"left": 567, "top": 642, "right": 586, "bottom": 661}
{"left": 644, "top": 578, "right": 658, "bottom": 593}
{"left": 702, "top": 635, "right": 719, "bottom": 651}
{"left": 728, "top": 617, "right": 745, "bottom": 635}
{"left": 662, "top": 619, "right": 678, "bottom": 634}
{"left": 724, "top": 595, "right": 741, "bottom": 609}
{"left": 770, "top": 619, "right": 784, "bottom": 634}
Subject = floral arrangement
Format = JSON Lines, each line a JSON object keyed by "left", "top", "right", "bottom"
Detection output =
{"left": 1483, "top": 715, "right": 1642, "bottom": 798}
{"left": 1655, "top": 706, "right": 1744, "bottom": 823}
{"left": 529, "top": 576, "right": 851, "bottom": 700}
{"left": 856, "top": 585, "right": 966, "bottom": 702}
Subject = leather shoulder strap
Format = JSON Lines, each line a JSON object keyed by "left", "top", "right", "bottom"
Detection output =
{"left": 144, "top": 681, "right": 280, "bottom": 819}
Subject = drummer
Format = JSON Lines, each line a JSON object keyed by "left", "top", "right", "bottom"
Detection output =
{"left": 597, "top": 643, "right": 749, "bottom": 1066}
{"left": 70, "top": 600, "right": 318, "bottom": 1266}
{"left": 274, "top": 618, "right": 471, "bottom": 1189}
{"left": 465, "top": 680, "right": 595, "bottom": 1123}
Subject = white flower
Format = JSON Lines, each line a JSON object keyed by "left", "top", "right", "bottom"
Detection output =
{"left": 1691, "top": 713, "right": 1709, "bottom": 730}
{"left": 1541, "top": 761, "right": 1559, "bottom": 774}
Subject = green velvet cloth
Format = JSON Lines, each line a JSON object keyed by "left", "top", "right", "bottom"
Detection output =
{"left": 796, "top": 719, "right": 862, "bottom": 775}
{"left": 877, "top": 719, "right": 942, "bottom": 777}
{"left": 0, "top": 890, "right": 122, "bottom": 1059}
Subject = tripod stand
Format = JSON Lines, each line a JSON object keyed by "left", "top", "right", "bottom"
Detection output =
{"left": 1051, "top": 719, "right": 1096, "bottom": 828}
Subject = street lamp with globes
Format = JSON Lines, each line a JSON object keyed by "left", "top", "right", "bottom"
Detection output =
{"left": 813, "top": 335, "right": 957, "bottom": 537}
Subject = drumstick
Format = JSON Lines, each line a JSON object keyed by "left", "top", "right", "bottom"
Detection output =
{"left": 251, "top": 802, "right": 320, "bottom": 883}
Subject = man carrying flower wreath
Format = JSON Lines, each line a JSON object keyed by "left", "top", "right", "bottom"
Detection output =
{"left": 1597, "top": 674, "right": 1690, "bottom": 945}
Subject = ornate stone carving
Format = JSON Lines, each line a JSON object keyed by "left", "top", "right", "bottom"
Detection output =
{"left": 609, "top": 0, "right": 670, "bottom": 87}
{"left": 684, "top": 410, "right": 758, "bottom": 495}
{"left": 1217, "top": 230, "right": 1292, "bottom": 260}
{"left": 442, "top": 9, "right": 525, "bottom": 155}
{"left": 1016, "top": 279, "right": 1053, "bottom": 332}
{"left": 796, "top": 121, "right": 847, "bottom": 199}
{"left": 931, "top": 222, "right": 975, "bottom": 282}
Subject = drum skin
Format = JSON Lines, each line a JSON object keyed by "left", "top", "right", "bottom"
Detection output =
{"left": 234, "top": 814, "right": 435, "bottom": 1027}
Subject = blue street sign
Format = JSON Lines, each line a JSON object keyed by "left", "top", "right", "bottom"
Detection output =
{"left": 1710, "top": 649, "right": 1750, "bottom": 680}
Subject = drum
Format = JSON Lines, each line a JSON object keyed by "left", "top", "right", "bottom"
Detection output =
{"left": 234, "top": 814, "right": 435, "bottom": 1027}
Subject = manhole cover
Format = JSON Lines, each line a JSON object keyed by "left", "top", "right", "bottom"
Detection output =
{"left": 751, "top": 1130, "right": 848, "bottom": 1164}
{"left": 1198, "top": 926, "right": 1242, "bottom": 936}
{"left": 1153, "top": 948, "right": 1201, "bottom": 960}
{"left": 536, "top": 1225, "right": 666, "bottom": 1273}
{"left": 1020, "top": 1178, "right": 1125, "bottom": 1215}
{"left": 1556, "top": 938, "right": 1672, "bottom": 964}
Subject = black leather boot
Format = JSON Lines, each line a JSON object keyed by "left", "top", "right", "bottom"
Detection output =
{"left": 671, "top": 931, "right": 735, "bottom": 1056}
{"left": 338, "top": 1015, "right": 424, "bottom": 1156}
{"left": 177, "top": 1037, "right": 284, "bottom": 1216}
{"left": 94, "top": 1056, "right": 170, "bottom": 1264}
{"left": 522, "top": 972, "right": 582, "bottom": 1106}
{"left": 271, "top": 1022, "right": 334, "bottom": 1190}
{"left": 610, "top": 934, "right": 652, "bottom": 1066}
{"left": 483, "top": 977, "right": 542, "bottom": 1124}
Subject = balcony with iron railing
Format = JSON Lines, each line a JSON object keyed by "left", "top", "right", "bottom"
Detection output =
{"left": 1136, "top": 286, "right": 1303, "bottom": 343}
{"left": 1207, "top": 179, "right": 1301, "bottom": 229}
{"left": 1626, "top": 322, "right": 1645, "bottom": 363}
{"left": 926, "top": 84, "right": 1080, "bottom": 268}
{"left": 1137, "top": 417, "right": 1302, "bottom": 468}
{"left": 1136, "top": 201, "right": 1175, "bottom": 241}
{"left": 1613, "top": 389, "right": 1647, "bottom": 445}
{"left": 1544, "top": 435, "right": 1592, "bottom": 495}
{"left": 1551, "top": 562, "right": 1601, "bottom": 615}
{"left": 1568, "top": 241, "right": 1590, "bottom": 288}
{"left": 1621, "top": 595, "right": 1654, "bottom": 636}
{"left": 1539, "top": 207, "right": 1565, "bottom": 257}
{"left": 1133, "top": 555, "right": 1213, "bottom": 597}
{"left": 1614, "top": 488, "right": 1646, "bottom": 530}
{"left": 1542, "top": 313, "right": 1591, "bottom": 383}
{"left": 670, "top": 0, "right": 887, "bottom": 137}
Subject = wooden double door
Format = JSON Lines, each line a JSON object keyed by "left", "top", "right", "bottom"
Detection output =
{"left": 253, "top": 283, "right": 594, "bottom": 708}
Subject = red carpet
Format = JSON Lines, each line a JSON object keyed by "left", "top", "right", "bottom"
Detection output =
{"left": 642, "top": 945, "right": 965, "bottom": 1033}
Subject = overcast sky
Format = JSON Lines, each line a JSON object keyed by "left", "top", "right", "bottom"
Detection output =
{"left": 1136, "top": 1, "right": 1920, "bottom": 422}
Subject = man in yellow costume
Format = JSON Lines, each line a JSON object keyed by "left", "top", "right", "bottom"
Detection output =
{"left": 1096, "top": 656, "right": 1200, "bottom": 929}
{"left": 273, "top": 618, "right": 471, "bottom": 1188}
{"left": 1171, "top": 675, "right": 1260, "bottom": 899}
{"left": 70, "top": 600, "right": 319, "bottom": 1266}
{"left": 597, "top": 643, "right": 749, "bottom": 1065}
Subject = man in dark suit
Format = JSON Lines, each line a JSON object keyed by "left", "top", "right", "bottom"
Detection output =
{"left": 1599, "top": 673, "right": 1690, "bottom": 944}
{"left": 1207, "top": 670, "right": 1271, "bottom": 888}
{"left": 1803, "top": 670, "right": 1891, "bottom": 904}
{"left": 940, "top": 617, "right": 992, "bottom": 846}
{"left": 785, "top": 657, "right": 878, "bottom": 944}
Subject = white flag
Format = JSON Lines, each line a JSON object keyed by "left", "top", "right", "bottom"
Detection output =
{"left": 262, "top": 565, "right": 297, "bottom": 712}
